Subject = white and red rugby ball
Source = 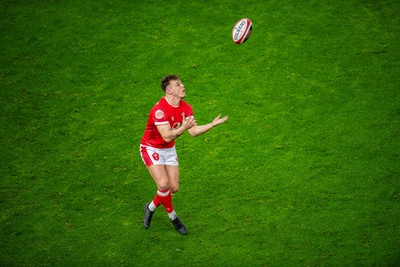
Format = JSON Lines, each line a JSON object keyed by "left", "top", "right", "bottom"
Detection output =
{"left": 232, "top": 18, "right": 253, "bottom": 44}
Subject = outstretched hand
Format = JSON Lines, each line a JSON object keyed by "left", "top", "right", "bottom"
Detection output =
{"left": 212, "top": 114, "right": 229, "bottom": 127}
{"left": 182, "top": 114, "right": 197, "bottom": 130}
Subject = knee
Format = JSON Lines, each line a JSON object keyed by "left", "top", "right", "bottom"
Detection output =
{"left": 170, "top": 186, "right": 179, "bottom": 195}
{"left": 157, "top": 184, "right": 169, "bottom": 191}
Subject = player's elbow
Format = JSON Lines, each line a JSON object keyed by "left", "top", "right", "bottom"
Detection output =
{"left": 162, "top": 136, "right": 174, "bottom": 142}
{"left": 159, "top": 133, "right": 173, "bottom": 143}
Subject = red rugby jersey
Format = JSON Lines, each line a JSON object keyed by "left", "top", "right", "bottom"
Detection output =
{"left": 141, "top": 97, "right": 194, "bottom": 148}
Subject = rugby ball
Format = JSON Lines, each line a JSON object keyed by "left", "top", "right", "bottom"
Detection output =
{"left": 232, "top": 18, "right": 253, "bottom": 44}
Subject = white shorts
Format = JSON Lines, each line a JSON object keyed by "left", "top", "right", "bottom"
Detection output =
{"left": 140, "top": 145, "right": 179, "bottom": 167}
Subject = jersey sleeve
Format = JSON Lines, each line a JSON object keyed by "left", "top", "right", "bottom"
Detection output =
{"left": 151, "top": 107, "right": 169, "bottom": 126}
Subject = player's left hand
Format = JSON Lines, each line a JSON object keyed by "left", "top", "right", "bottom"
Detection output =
{"left": 212, "top": 114, "right": 229, "bottom": 126}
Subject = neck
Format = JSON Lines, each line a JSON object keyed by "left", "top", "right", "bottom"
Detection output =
{"left": 165, "top": 95, "right": 181, "bottom": 107}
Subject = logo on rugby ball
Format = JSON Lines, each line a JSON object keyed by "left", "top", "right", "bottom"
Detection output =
{"left": 232, "top": 18, "right": 253, "bottom": 45}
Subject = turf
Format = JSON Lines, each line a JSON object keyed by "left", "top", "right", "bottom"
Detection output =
{"left": 1, "top": 0, "right": 399, "bottom": 266}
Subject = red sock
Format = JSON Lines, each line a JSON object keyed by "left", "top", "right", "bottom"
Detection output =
{"left": 152, "top": 193, "right": 162, "bottom": 207}
{"left": 157, "top": 188, "right": 174, "bottom": 213}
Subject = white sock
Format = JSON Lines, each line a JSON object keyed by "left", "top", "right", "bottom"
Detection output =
{"left": 148, "top": 201, "right": 157, "bottom": 212}
{"left": 168, "top": 210, "right": 177, "bottom": 220}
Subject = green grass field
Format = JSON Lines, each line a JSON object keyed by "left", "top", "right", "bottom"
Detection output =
{"left": 1, "top": 0, "right": 399, "bottom": 266}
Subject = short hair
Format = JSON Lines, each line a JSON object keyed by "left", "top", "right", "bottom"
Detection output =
{"left": 161, "top": 74, "right": 180, "bottom": 92}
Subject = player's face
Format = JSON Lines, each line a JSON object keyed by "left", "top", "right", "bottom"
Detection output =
{"left": 168, "top": 79, "right": 186, "bottom": 98}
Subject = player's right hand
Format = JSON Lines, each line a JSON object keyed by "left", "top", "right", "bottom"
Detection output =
{"left": 182, "top": 114, "right": 197, "bottom": 130}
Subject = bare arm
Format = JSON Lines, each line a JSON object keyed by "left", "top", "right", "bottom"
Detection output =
{"left": 188, "top": 114, "right": 229, "bottom": 137}
{"left": 157, "top": 115, "right": 197, "bottom": 142}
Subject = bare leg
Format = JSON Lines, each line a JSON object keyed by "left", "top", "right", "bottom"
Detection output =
{"left": 166, "top": 165, "right": 180, "bottom": 194}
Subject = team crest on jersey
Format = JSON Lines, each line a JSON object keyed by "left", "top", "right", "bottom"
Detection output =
{"left": 155, "top": 110, "right": 164, "bottom": 119}
{"left": 172, "top": 122, "right": 181, "bottom": 130}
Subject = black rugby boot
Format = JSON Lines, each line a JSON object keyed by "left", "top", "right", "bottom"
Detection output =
{"left": 171, "top": 216, "right": 187, "bottom": 235}
{"left": 143, "top": 203, "right": 154, "bottom": 229}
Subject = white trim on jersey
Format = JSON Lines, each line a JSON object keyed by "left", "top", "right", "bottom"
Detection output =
{"left": 164, "top": 97, "right": 179, "bottom": 108}
{"left": 155, "top": 121, "right": 169, "bottom": 126}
